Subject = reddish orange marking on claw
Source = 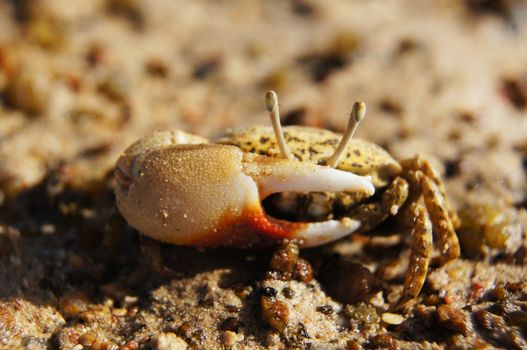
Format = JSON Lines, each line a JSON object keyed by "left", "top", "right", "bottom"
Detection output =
{"left": 242, "top": 209, "right": 306, "bottom": 240}
{"left": 185, "top": 206, "right": 308, "bottom": 248}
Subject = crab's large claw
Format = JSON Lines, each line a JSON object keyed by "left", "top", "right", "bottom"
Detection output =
{"left": 115, "top": 140, "right": 374, "bottom": 248}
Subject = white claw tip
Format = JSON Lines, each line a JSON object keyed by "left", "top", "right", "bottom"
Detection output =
{"left": 265, "top": 90, "right": 277, "bottom": 112}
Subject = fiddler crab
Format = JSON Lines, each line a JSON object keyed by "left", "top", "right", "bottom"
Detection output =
{"left": 115, "top": 91, "right": 460, "bottom": 307}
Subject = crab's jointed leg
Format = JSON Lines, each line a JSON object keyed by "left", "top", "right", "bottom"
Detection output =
{"left": 344, "top": 176, "right": 409, "bottom": 232}
{"left": 404, "top": 157, "right": 460, "bottom": 228}
{"left": 388, "top": 156, "right": 460, "bottom": 309}
{"left": 400, "top": 157, "right": 460, "bottom": 262}
{"left": 394, "top": 202, "right": 433, "bottom": 310}
{"left": 420, "top": 175, "right": 460, "bottom": 262}
{"left": 139, "top": 235, "right": 174, "bottom": 276}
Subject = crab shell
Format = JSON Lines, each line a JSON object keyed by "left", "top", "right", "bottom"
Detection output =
{"left": 217, "top": 126, "right": 402, "bottom": 188}
{"left": 115, "top": 131, "right": 375, "bottom": 248}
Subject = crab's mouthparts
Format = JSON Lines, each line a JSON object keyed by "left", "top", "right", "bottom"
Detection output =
{"left": 242, "top": 151, "right": 375, "bottom": 224}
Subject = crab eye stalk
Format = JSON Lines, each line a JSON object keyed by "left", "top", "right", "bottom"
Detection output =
{"left": 265, "top": 90, "right": 294, "bottom": 160}
{"left": 325, "top": 101, "right": 367, "bottom": 168}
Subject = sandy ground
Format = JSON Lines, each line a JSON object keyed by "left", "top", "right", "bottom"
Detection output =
{"left": 0, "top": 0, "right": 527, "bottom": 349}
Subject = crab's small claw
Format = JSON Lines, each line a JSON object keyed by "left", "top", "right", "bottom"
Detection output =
{"left": 242, "top": 152, "right": 374, "bottom": 247}
{"left": 115, "top": 137, "right": 374, "bottom": 248}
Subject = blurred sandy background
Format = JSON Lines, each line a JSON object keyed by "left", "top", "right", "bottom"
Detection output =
{"left": 1, "top": 0, "right": 527, "bottom": 205}
{"left": 1, "top": 1, "right": 527, "bottom": 349}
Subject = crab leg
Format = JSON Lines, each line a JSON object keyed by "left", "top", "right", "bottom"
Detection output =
{"left": 420, "top": 175, "right": 460, "bottom": 262}
{"left": 400, "top": 157, "right": 460, "bottom": 228}
{"left": 394, "top": 203, "right": 433, "bottom": 310}
{"left": 139, "top": 235, "right": 175, "bottom": 276}
{"left": 400, "top": 157, "right": 460, "bottom": 263}
{"left": 344, "top": 176, "right": 409, "bottom": 232}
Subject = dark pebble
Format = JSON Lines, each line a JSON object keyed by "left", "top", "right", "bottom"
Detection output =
{"left": 225, "top": 305, "right": 240, "bottom": 313}
{"left": 345, "top": 340, "right": 363, "bottom": 350}
{"left": 177, "top": 321, "right": 193, "bottom": 339}
{"left": 261, "top": 298, "right": 289, "bottom": 333}
{"left": 318, "top": 257, "right": 381, "bottom": 304}
{"left": 282, "top": 287, "right": 295, "bottom": 299}
{"left": 260, "top": 287, "right": 278, "bottom": 298}
{"left": 267, "top": 240, "right": 299, "bottom": 281}
{"left": 436, "top": 304, "right": 468, "bottom": 335}
{"left": 368, "top": 334, "right": 398, "bottom": 350}
{"left": 298, "top": 322, "right": 311, "bottom": 338}
{"left": 219, "top": 317, "right": 240, "bottom": 332}
{"left": 316, "top": 305, "right": 334, "bottom": 315}
{"left": 293, "top": 258, "right": 314, "bottom": 282}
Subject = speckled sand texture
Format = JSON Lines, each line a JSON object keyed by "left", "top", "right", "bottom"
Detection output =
{"left": 1, "top": 1, "right": 527, "bottom": 349}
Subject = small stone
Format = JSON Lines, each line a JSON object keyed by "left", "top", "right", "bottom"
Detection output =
{"left": 282, "top": 287, "right": 295, "bottom": 299}
{"left": 177, "top": 322, "right": 192, "bottom": 339}
{"left": 120, "top": 340, "right": 138, "bottom": 350}
{"left": 473, "top": 309, "right": 527, "bottom": 349}
{"left": 317, "top": 305, "right": 334, "bottom": 315}
{"left": 112, "top": 308, "right": 128, "bottom": 317}
{"left": 319, "top": 257, "right": 381, "bottom": 304}
{"left": 41, "top": 224, "right": 56, "bottom": 235}
{"left": 233, "top": 283, "right": 252, "bottom": 299}
{"left": 260, "top": 287, "right": 278, "bottom": 298}
{"left": 436, "top": 305, "right": 468, "bottom": 334}
{"left": 488, "top": 285, "right": 508, "bottom": 301}
{"left": 4, "top": 67, "right": 50, "bottom": 114}
{"left": 368, "top": 334, "right": 398, "bottom": 350}
{"left": 145, "top": 59, "right": 169, "bottom": 78}
{"left": 345, "top": 340, "right": 363, "bottom": 350}
{"left": 153, "top": 332, "right": 187, "bottom": 350}
{"left": 345, "top": 303, "right": 380, "bottom": 333}
{"left": 219, "top": 317, "right": 240, "bottom": 332}
{"left": 297, "top": 322, "right": 311, "bottom": 338}
{"left": 293, "top": 258, "right": 314, "bottom": 282}
{"left": 261, "top": 297, "right": 289, "bottom": 333}
{"left": 225, "top": 304, "right": 240, "bottom": 313}
{"left": 222, "top": 331, "right": 243, "bottom": 347}
{"left": 80, "top": 332, "right": 115, "bottom": 349}
{"left": 123, "top": 295, "right": 139, "bottom": 307}
{"left": 267, "top": 240, "right": 299, "bottom": 280}
{"left": 98, "top": 72, "right": 129, "bottom": 102}
{"left": 59, "top": 293, "right": 89, "bottom": 319}
{"left": 381, "top": 312, "right": 404, "bottom": 325}
{"left": 474, "top": 310, "right": 494, "bottom": 332}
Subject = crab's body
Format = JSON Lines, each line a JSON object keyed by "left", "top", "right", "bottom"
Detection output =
{"left": 115, "top": 92, "right": 460, "bottom": 308}
{"left": 218, "top": 126, "right": 401, "bottom": 186}
{"left": 218, "top": 126, "right": 403, "bottom": 222}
